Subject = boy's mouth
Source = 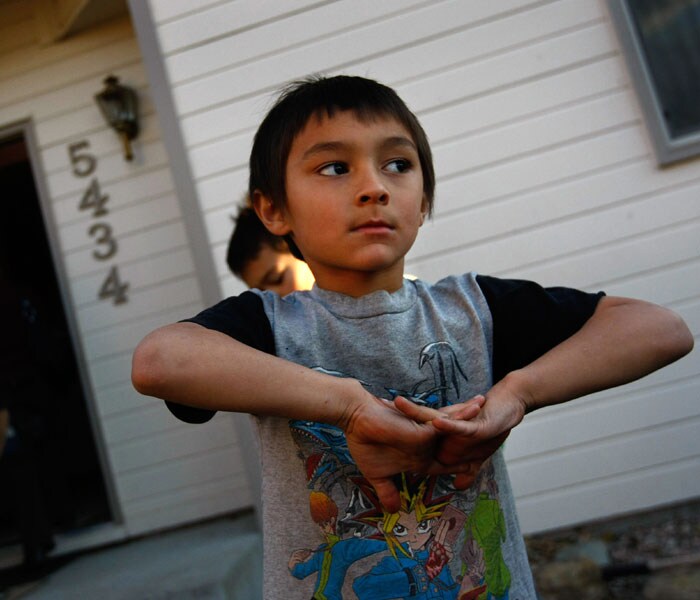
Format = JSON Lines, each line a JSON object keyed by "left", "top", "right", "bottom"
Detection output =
{"left": 353, "top": 219, "right": 394, "bottom": 234}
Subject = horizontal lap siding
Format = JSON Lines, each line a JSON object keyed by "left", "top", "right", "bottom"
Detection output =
{"left": 148, "top": 0, "right": 700, "bottom": 533}
{"left": 0, "top": 14, "right": 250, "bottom": 539}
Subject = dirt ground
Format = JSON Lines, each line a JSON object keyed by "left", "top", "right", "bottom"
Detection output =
{"left": 525, "top": 499, "right": 700, "bottom": 599}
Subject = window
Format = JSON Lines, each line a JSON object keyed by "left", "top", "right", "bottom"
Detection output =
{"left": 608, "top": 0, "right": 700, "bottom": 165}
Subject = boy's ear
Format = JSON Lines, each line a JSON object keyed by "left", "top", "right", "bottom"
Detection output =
{"left": 252, "top": 190, "right": 291, "bottom": 236}
{"left": 419, "top": 195, "right": 429, "bottom": 225}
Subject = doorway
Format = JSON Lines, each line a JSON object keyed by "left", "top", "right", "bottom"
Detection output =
{"left": 0, "top": 131, "right": 112, "bottom": 563}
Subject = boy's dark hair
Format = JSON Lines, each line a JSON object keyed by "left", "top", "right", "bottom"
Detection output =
{"left": 248, "top": 75, "right": 435, "bottom": 259}
{"left": 226, "top": 203, "right": 289, "bottom": 277}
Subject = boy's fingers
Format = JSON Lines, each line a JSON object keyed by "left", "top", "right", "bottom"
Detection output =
{"left": 453, "top": 471, "right": 479, "bottom": 490}
{"left": 427, "top": 460, "right": 481, "bottom": 477}
{"left": 393, "top": 395, "right": 484, "bottom": 425}
{"left": 438, "top": 405, "right": 475, "bottom": 421}
{"left": 444, "top": 395, "right": 486, "bottom": 419}
{"left": 431, "top": 417, "right": 481, "bottom": 435}
{"left": 451, "top": 395, "right": 486, "bottom": 419}
{"left": 369, "top": 477, "right": 401, "bottom": 513}
{"left": 392, "top": 395, "right": 443, "bottom": 423}
{"left": 435, "top": 431, "right": 510, "bottom": 467}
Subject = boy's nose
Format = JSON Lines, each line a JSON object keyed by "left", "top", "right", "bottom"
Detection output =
{"left": 359, "top": 192, "right": 388, "bottom": 204}
{"left": 356, "top": 169, "right": 389, "bottom": 205}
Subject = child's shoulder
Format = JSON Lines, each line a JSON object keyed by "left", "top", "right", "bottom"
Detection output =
{"left": 414, "top": 271, "right": 482, "bottom": 297}
{"left": 412, "top": 272, "right": 494, "bottom": 314}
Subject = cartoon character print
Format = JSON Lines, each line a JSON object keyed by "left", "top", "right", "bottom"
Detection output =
{"left": 289, "top": 491, "right": 386, "bottom": 600}
{"left": 386, "top": 342, "right": 470, "bottom": 410}
{"left": 287, "top": 344, "right": 512, "bottom": 599}
{"left": 457, "top": 463, "right": 511, "bottom": 600}
{"left": 290, "top": 421, "right": 356, "bottom": 491}
{"left": 351, "top": 474, "right": 461, "bottom": 599}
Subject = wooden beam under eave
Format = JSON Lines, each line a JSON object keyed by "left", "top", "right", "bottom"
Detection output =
{"left": 32, "top": 0, "right": 91, "bottom": 44}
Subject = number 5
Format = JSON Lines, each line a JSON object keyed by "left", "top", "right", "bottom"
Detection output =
{"left": 68, "top": 140, "right": 96, "bottom": 177}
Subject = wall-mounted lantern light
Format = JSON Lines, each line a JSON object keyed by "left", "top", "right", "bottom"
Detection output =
{"left": 94, "top": 75, "right": 139, "bottom": 161}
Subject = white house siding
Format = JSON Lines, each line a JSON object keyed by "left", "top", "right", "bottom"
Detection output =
{"left": 0, "top": 6, "right": 252, "bottom": 541}
{"left": 139, "top": 0, "right": 700, "bottom": 534}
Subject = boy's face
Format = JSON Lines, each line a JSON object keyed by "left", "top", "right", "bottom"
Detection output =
{"left": 241, "top": 244, "right": 314, "bottom": 295}
{"left": 260, "top": 110, "right": 427, "bottom": 296}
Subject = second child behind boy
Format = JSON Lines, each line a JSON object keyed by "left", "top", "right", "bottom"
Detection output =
{"left": 227, "top": 202, "right": 314, "bottom": 295}
{"left": 132, "top": 75, "right": 693, "bottom": 600}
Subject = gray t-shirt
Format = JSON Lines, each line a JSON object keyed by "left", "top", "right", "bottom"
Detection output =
{"left": 175, "top": 273, "right": 603, "bottom": 599}
{"left": 256, "top": 273, "right": 534, "bottom": 599}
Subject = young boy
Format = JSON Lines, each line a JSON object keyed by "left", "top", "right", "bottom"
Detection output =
{"left": 227, "top": 202, "right": 315, "bottom": 295}
{"left": 132, "top": 75, "right": 693, "bottom": 599}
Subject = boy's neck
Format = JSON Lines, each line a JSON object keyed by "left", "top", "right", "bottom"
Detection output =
{"left": 312, "top": 264, "right": 406, "bottom": 298}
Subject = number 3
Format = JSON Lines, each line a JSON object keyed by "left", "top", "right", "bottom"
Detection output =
{"left": 89, "top": 223, "right": 117, "bottom": 261}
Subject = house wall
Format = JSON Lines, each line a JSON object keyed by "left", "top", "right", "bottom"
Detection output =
{"left": 0, "top": 2, "right": 252, "bottom": 540}
{"left": 136, "top": 0, "right": 700, "bottom": 534}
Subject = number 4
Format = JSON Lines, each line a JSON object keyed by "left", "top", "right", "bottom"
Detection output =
{"left": 80, "top": 178, "right": 109, "bottom": 217}
{"left": 99, "top": 266, "right": 129, "bottom": 305}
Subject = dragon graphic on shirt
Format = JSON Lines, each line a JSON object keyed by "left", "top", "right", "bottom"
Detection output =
{"left": 286, "top": 342, "right": 512, "bottom": 599}
{"left": 290, "top": 421, "right": 355, "bottom": 491}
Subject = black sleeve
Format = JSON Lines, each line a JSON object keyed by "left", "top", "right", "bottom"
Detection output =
{"left": 476, "top": 274, "right": 605, "bottom": 382}
{"left": 165, "top": 291, "right": 275, "bottom": 424}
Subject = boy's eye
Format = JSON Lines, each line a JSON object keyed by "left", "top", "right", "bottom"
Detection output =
{"left": 318, "top": 162, "right": 348, "bottom": 176}
{"left": 385, "top": 159, "right": 411, "bottom": 173}
{"left": 264, "top": 269, "right": 287, "bottom": 287}
{"left": 392, "top": 523, "right": 407, "bottom": 537}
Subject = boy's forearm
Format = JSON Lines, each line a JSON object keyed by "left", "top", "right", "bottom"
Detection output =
{"left": 131, "top": 322, "right": 361, "bottom": 426}
{"left": 132, "top": 322, "right": 489, "bottom": 511}
{"left": 425, "top": 295, "right": 692, "bottom": 480}
{"left": 503, "top": 296, "right": 694, "bottom": 412}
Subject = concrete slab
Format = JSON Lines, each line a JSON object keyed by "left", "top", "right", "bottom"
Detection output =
{"left": 7, "top": 514, "right": 262, "bottom": 600}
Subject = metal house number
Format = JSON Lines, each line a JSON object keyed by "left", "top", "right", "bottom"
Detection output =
{"left": 68, "top": 140, "right": 130, "bottom": 305}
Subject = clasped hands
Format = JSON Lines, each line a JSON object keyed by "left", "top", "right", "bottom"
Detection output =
{"left": 340, "top": 382, "right": 527, "bottom": 512}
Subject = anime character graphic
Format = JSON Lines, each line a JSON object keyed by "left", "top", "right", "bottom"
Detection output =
{"left": 352, "top": 474, "right": 461, "bottom": 599}
{"left": 417, "top": 342, "right": 469, "bottom": 408}
{"left": 286, "top": 349, "right": 512, "bottom": 599}
{"left": 457, "top": 538, "right": 487, "bottom": 600}
{"left": 289, "top": 491, "right": 386, "bottom": 600}
{"left": 458, "top": 462, "right": 511, "bottom": 600}
{"left": 386, "top": 342, "right": 469, "bottom": 410}
{"left": 289, "top": 368, "right": 368, "bottom": 492}
{"left": 290, "top": 420, "right": 359, "bottom": 493}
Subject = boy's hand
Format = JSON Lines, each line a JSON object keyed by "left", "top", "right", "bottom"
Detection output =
{"left": 340, "top": 390, "right": 485, "bottom": 512}
{"left": 395, "top": 386, "right": 527, "bottom": 490}
{"left": 395, "top": 296, "right": 694, "bottom": 491}
{"left": 437, "top": 385, "right": 527, "bottom": 489}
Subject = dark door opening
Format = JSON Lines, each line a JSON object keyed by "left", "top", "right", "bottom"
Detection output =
{"left": 0, "top": 133, "right": 111, "bottom": 564}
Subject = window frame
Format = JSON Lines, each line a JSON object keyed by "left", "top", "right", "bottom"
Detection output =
{"left": 607, "top": 0, "right": 700, "bottom": 165}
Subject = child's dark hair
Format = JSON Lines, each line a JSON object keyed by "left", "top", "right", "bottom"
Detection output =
{"left": 226, "top": 202, "right": 289, "bottom": 277}
{"left": 249, "top": 74, "right": 435, "bottom": 217}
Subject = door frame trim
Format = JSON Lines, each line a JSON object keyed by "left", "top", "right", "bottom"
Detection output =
{"left": 0, "top": 119, "right": 123, "bottom": 528}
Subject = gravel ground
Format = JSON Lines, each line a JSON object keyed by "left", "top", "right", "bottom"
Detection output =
{"left": 525, "top": 499, "right": 700, "bottom": 599}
